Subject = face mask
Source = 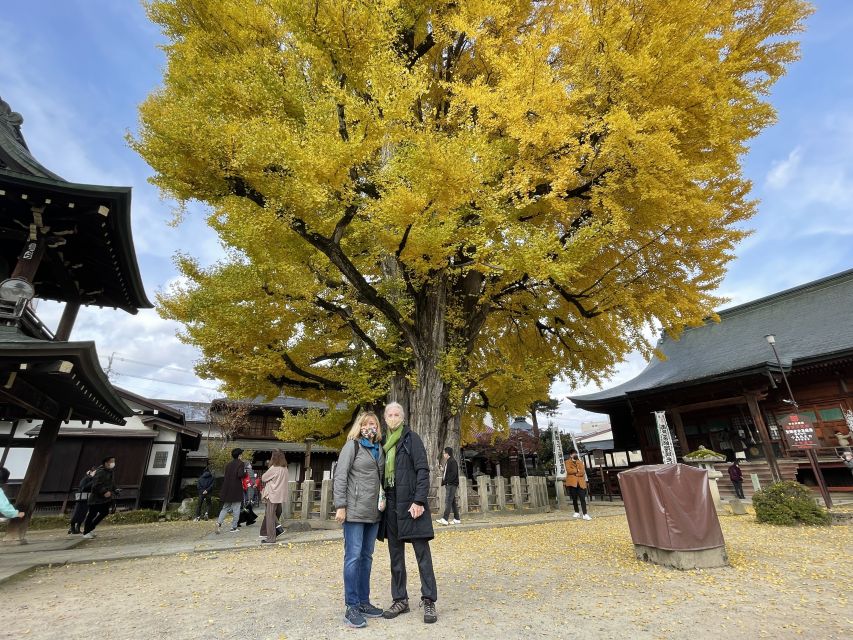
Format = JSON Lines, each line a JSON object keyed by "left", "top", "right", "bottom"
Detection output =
{"left": 361, "top": 424, "right": 377, "bottom": 439}
{"left": 106, "top": 463, "right": 115, "bottom": 470}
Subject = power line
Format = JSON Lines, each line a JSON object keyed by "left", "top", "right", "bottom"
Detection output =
{"left": 110, "top": 370, "right": 220, "bottom": 391}
{"left": 97, "top": 353, "right": 198, "bottom": 375}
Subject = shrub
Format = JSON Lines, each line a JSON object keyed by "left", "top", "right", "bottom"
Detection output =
{"left": 752, "top": 480, "right": 831, "bottom": 526}
{"left": 103, "top": 509, "right": 162, "bottom": 525}
{"left": 0, "top": 514, "right": 70, "bottom": 532}
{"left": 184, "top": 496, "right": 222, "bottom": 519}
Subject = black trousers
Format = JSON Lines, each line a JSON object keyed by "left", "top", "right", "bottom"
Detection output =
{"left": 69, "top": 500, "right": 89, "bottom": 531}
{"left": 569, "top": 486, "right": 587, "bottom": 515}
{"left": 83, "top": 503, "right": 110, "bottom": 534}
{"left": 442, "top": 484, "right": 460, "bottom": 520}
{"left": 732, "top": 481, "right": 745, "bottom": 499}
{"left": 196, "top": 494, "right": 213, "bottom": 517}
{"left": 385, "top": 490, "right": 438, "bottom": 603}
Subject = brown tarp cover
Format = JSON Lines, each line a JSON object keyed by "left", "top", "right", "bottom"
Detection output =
{"left": 617, "top": 464, "right": 725, "bottom": 551}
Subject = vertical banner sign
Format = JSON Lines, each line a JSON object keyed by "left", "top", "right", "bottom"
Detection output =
{"left": 552, "top": 423, "right": 566, "bottom": 479}
{"left": 654, "top": 411, "right": 678, "bottom": 464}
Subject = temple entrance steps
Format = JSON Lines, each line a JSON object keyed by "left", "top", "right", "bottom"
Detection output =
{"left": 713, "top": 459, "right": 799, "bottom": 500}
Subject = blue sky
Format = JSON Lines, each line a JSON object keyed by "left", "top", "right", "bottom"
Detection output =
{"left": 1, "top": 2, "right": 851, "bottom": 430}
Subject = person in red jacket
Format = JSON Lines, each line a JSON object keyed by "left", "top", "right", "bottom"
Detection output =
{"left": 728, "top": 460, "right": 745, "bottom": 499}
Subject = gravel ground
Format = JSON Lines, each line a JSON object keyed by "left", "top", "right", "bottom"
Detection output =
{"left": 4, "top": 513, "right": 851, "bottom": 640}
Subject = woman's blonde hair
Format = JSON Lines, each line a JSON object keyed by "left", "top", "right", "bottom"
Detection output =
{"left": 347, "top": 411, "right": 382, "bottom": 442}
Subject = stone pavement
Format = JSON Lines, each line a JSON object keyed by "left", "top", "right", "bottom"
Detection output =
{"left": 0, "top": 502, "right": 628, "bottom": 584}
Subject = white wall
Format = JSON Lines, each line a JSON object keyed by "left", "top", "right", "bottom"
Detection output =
{"left": 5, "top": 448, "right": 33, "bottom": 479}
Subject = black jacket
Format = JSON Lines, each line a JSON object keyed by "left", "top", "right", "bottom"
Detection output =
{"left": 88, "top": 466, "right": 117, "bottom": 506}
{"left": 220, "top": 459, "right": 245, "bottom": 503}
{"left": 441, "top": 457, "right": 459, "bottom": 486}
{"left": 197, "top": 470, "right": 214, "bottom": 495}
{"left": 378, "top": 426, "right": 434, "bottom": 542}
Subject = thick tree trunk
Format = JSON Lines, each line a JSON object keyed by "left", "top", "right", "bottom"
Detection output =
{"left": 387, "top": 279, "right": 459, "bottom": 506}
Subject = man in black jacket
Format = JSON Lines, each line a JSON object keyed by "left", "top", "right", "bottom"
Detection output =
{"left": 216, "top": 448, "right": 245, "bottom": 534}
{"left": 195, "top": 467, "right": 214, "bottom": 521}
{"left": 436, "top": 447, "right": 460, "bottom": 526}
{"left": 379, "top": 402, "right": 438, "bottom": 624}
{"left": 83, "top": 456, "right": 118, "bottom": 539}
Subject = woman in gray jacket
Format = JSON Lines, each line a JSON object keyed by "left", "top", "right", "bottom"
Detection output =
{"left": 334, "top": 412, "right": 385, "bottom": 629}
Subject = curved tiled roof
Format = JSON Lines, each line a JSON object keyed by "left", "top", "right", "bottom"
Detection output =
{"left": 572, "top": 268, "right": 853, "bottom": 408}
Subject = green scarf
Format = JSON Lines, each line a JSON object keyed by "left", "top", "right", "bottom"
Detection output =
{"left": 383, "top": 425, "right": 404, "bottom": 488}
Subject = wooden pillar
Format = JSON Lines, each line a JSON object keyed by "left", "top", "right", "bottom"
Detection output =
{"left": 745, "top": 393, "right": 782, "bottom": 482}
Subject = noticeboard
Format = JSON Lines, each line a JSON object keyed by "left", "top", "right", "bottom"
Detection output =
{"left": 781, "top": 414, "right": 819, "bottom": 449}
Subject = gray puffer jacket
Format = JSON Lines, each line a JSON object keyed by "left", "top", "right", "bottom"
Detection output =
{"left": 333, "top": 440, "right": 384, "bottom": 523}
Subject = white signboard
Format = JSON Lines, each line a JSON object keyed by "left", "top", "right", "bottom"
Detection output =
{"left": 654, "top": 411, "right": 678, "bottom": 465}
{"left": 552, "top": 423, "right": 566, "bottom": 479}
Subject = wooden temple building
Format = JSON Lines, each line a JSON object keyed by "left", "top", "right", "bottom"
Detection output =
{"left": 0, "top": 95, "right": 152, "bottom": 537}
{"left": 571, "top": 269, "right": 853, "bottom": 497}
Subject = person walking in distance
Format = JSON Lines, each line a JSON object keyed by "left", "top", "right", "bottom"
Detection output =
{"left": 68, "top": 466, "right": 96, "bottom": 534}
{"left": 83, "top": 456, "right": 119, "bottom": 539}
{"left": 195, "top": 466, "right": 214, "bottom": 521}
{"left": 379, "top": 402, "right": 438, "bottom": 624}
{"left": 436, "top": 447, "right": 460, "bottom": 526}
{"left": 334, "top": 412, "right": 386, "bottom": 628}
{"left": 564, "top": 450, "right": 590, "bottom": 520}
{"left": 728, "top": 459, "right": 746, "bottom": 499}
{"left": 260, "top": 450, "right": 289, "bottom": 544}
{"left": 216, "top": 448, "right": 245, "bottom": 534}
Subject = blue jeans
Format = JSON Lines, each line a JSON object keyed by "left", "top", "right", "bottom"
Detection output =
{"left": 217, "top": 501, "right": 242, "bottom": 529}
{"left": 343, "top": 521, "right": 380, "bottom": 606}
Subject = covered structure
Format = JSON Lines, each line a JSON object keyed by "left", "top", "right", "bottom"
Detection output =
{"left": 0, "top": 96, "right": 151, "bottom": 537}
{"left": 571, "top": 269, "right": 853, "bottom": 496}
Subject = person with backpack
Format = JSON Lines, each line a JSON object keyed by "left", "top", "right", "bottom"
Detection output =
{"left": 334, "top": 412, "right": 386, "bottom": 628}
{"left": 195, "top": 467, "right": 214, "bottom": 521}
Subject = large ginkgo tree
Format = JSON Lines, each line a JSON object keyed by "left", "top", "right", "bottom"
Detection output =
{"left": 134, "top": 0, "right": 810, "bottom": 469}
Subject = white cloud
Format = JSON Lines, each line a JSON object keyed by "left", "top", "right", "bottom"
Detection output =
{"left": 766, "top": 147, "right": 802, "bottom": 189}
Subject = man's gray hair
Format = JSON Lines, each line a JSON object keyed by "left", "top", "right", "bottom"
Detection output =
{"left": 384, "top": 401, "right": 406, "bottom": 417}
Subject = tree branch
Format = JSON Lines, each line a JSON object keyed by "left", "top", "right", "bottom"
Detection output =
{"left": 279, "top": 351, "right": 345, "bottom": 390}
{"left": 549, "top": 278, "right": 601, "bottom": 319}
{"left": 313, "top": 296, "right": 391, "bottom": 360}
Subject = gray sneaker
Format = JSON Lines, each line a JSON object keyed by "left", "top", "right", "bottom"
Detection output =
{"left": 382, "top": 599, "right": 409, "bottom": 619}
{"left": 344, "top": 606, "right": 367, "bottom": 628}
{"left": 359, "top": 602, "right": 384, "bottom": 618}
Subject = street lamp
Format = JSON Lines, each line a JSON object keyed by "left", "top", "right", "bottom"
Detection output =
{"left": 764, "top": 334, "right": 832, "bottom": 508}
